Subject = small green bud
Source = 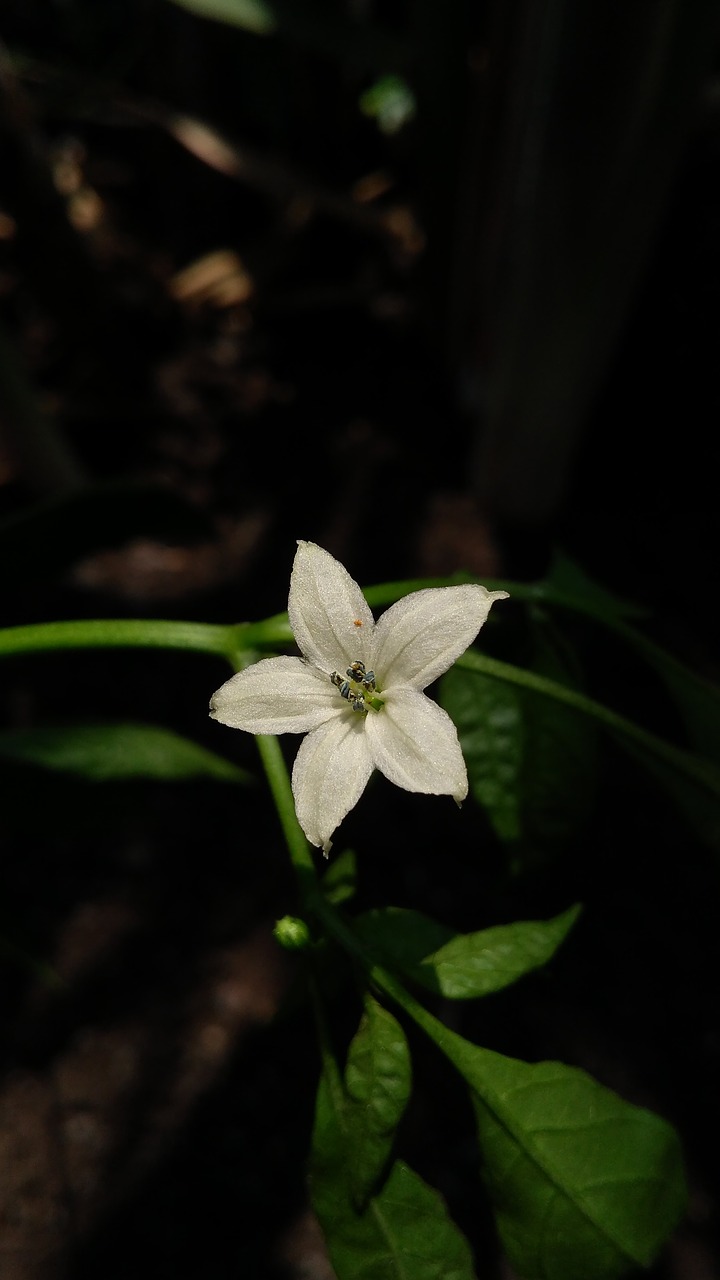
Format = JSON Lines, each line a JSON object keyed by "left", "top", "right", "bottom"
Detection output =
{"left": 274, "top": 915, "right": 311, "bottom": 950}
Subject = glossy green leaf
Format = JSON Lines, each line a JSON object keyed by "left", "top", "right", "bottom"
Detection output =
{"left": 344, "top": 997, "right": 412, "bottom": 1206}
{"left": 311, "top": 1063, "right": 477, "bottom": 1280}
{"left": 470, "top": 1057, "right": 686, "bottom": 1280}
{"left": 0, "top": 723, "right": 250, "bottom": 783}
{"left": 354, "top": 905, "right": 580, "bottom": 998}
{"left": 414, "top": 1018, "right": 686, "bottom": 1280}
{"left": 414, "top": 906, "right": 581, "bottom": 999}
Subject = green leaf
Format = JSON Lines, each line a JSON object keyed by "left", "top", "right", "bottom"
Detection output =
{"left": 416, "top": 906, "right": 581, "bottom": 1000}
{"left": 454, "top": 647, "right": 720, "bottom": 848}
{"left": 0, "top": 723, "right": 250, "bottom": 783}
{"left": 411, "top": 1016, "right": 686, "bottom": 1280}
{"left": 355, "top": 905, "right": 581, "bottom": 999}
{"left": 441, "top": 641, "right": 596, "bottom": 853}
{"left": 344, "top": 997, "right": 412, "bottom": 1206}
{"left": 441, "top": 665, "right": 524, "bottom": 842}
{"left": 470, "top": 1056, "right": 686, "bottom": 1280}
{"left": 310, "top": 1063, "right": 477, "bottom": 1280}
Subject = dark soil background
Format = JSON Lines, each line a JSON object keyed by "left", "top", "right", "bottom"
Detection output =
{"left": 0, "top": 4, "right": 719, "bottom": 1279}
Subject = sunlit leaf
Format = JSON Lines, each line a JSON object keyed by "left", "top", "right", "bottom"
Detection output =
{"left": 311, "top": 1061, "right": 477, "bottom": 1279}
{"left": 355, "top": 905, "right": 580, "bottom": 999}
{"left": 471, "top": 1056, "right": 686, "bottom": 1280}
{"left": 418, "top": 1021, "right": 686, "bottom": 1280}
{"left": 420, "top": 906, "right": 581, "bottom": 999}
{"left": 344, "top": 997, "right": 412, "bottom": 1206}
{"left": 0, "top": 723, "right": 250, "bottom": 783}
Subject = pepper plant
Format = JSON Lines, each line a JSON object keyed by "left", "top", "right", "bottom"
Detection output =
{"left": 1, "top": 539, "right": 716, "bottom": 1279}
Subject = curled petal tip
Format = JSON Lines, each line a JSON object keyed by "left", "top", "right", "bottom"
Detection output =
{"left": 454, "top": 780, "right": 468, "bottom": 807}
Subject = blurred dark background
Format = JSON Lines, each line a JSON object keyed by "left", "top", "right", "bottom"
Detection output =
{"left": 1, "top": 2, "right": 719, "bottom": 1278}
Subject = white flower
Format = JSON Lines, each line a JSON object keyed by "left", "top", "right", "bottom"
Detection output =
{"left": 210, "top": 541, "right": 508, "bottom": 854}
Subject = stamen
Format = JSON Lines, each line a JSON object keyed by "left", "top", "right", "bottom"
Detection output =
{"left": 329, "top": 660, "right": 383, "bottom": 713}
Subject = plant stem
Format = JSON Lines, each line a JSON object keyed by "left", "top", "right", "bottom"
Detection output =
{"left": 254, "top": 734, "right": 319, "bottom": 897}
{"left": 457, "top": 649, "right": 720, "bottom": 798}
{"left": 0, "top": 617, "right": 242, "bottom": 661}
{"left": 253, "top": 730, "right": 451, "bottom": 1034}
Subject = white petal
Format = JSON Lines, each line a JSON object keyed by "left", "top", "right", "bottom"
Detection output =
{"left": 288, "top": 541, "right": 375, "bottom": 673}
{"left": 210, "top": 655, "right": 339, "bottom": 734}
{"left": 292, "top": 713, "right": 373, "bottom": 853}
{"left": 365, "top": 687, "right": 468, "bottom": 801}
{"left": 371, "top": 584, "right": 508, "bottom": 690}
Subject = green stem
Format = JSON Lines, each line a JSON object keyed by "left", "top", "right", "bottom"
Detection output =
{"left": 251, "top": 732, "right": 446, "bottom": 1002}
{"left": 254, "top": 734, "right": 319, "bottom": 895}
{"left": 457, "top": 649, "right": 720, "bottom": 798}
{"left": 0, "top": 617, "right": 243, "bottom": 662}
{"left": 2, "top": 579, "right": 715, "bottom": 804}
{"left": 254, "top": 730, "right": 470, "bottom": 1075}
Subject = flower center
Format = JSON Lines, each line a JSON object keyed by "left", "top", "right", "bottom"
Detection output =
{"left": 330, "top": 660, "right": 384, "bottom": 713}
